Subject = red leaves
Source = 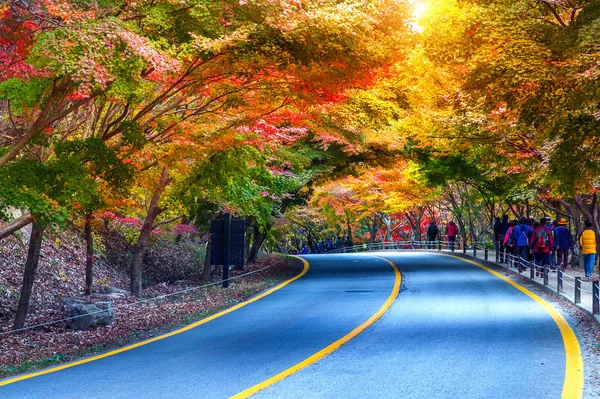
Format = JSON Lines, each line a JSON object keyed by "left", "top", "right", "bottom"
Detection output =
{"left": 0, "top": 10, "right": 40, "bottom": 81}
{"left": 238, "top": 119, "right": 308, "bottom": 150}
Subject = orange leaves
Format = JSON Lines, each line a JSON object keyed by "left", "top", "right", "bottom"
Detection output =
{"left": 311, "top": 159, "right": 434, "bottom": 222}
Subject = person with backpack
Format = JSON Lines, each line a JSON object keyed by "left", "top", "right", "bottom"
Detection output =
{"left": 579, "top": 220, "right": 597, "bottom": 279}
{"left": 427, "top": 220, "right": 439, "bottom": 249}
{"left": 511, "top": 217, "right": 532, "bottom": 273}
{"left": 446, "top": 220, "right": 458, "bottom": 251}
{"left": 554, "top": 218, "right": 574, "bottom": 271}
{"left": 526, "top": 218, "right": 535, "bottom": 262}
{"left": 503, "top": 219, "right": 518, "bottom": 263}
{"left": 531, "top": 217, "right": 554, "bottom": 277}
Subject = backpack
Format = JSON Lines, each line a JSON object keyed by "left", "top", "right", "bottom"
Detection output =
{"left": 427, "top": 224, "right": 438, "bottom": 237}
{"left": 512, "top": 225, "right": 527, "bottom": 246}
{"left": 536, "top": 228, "right": 549, "bottom": 248}
{"left": 507, "top": 227, "right": 516, "bottom": 246}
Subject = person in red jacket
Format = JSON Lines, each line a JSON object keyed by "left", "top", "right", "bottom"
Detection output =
{"left": 446, "top": 220, "right": 459, "bottom": 251}
{"left": 531, "top": 217, "right": 554, "bottom": 277}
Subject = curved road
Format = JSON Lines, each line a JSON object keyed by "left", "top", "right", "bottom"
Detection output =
{"left": 0, "top": 253, "right": 582, "bottom": 398}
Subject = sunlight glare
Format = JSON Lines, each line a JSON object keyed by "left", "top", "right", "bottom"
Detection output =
{"left": 409, "top": 0, "right": 428, "bottom": 32}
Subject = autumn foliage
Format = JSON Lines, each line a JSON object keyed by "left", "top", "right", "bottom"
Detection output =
{"left": 2, "top": 0, "right": 600, "bottom": 332}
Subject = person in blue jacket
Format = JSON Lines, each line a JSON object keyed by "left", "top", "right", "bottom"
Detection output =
{"left": 554, "top": 218, "right": 574, "bottom": 271}
{"left": 511, "top": 217, "right": 532, "bottom": 273}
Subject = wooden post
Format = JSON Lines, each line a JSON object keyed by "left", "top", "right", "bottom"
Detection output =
{"left": 222, "top": 213, "right": 231, "bottom": 288}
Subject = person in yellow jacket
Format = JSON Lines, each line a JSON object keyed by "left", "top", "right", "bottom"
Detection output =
{"left": 579, "top": 220, "right": 597, "bottom": 278}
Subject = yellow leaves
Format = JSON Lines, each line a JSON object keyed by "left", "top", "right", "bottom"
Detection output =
{"left": 311, "top": 160, "right": 433, "bottom": 218}
{"left": 191, "top": 24, "right": 256, "bottom": 54}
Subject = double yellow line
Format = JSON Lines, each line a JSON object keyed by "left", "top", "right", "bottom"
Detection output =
{"left": 1, "top": 254, "right": 583, "bottom": 399}
{"left": 231, "top": 255, "right": 402, "bottom": 398}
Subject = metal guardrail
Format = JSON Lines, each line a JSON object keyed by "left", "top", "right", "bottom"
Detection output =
{"left": 326, "top": 240, "right": 489, "bottom": 254}
{"left": 325, "top": 241, "right": 600, "bottom": 316}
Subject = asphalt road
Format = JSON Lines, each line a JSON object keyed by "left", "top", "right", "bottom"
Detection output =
{"left": 254, "top": 253, "right": 570, "bottom": 399}
{"left": 0, "top": 253, "right": 577, "bottom": 398}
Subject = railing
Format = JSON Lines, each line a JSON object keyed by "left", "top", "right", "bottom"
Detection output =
{"left": 325, "top": 241, "right": 600, "bottom": 317}
{"left": 326, "top": 240, "right": 489, "bottom": 255}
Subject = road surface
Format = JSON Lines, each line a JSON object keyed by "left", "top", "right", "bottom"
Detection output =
{"left": 0, "top": 252, "right": 582, "bottom": 398}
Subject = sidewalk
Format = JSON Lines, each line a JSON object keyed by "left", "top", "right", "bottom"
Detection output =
{"left": 457, "top": 249, "right": 599, "bottom": 320}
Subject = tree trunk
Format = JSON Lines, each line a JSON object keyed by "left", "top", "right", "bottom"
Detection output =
{"left": 382, "top": 214, "right": 392, "bottom": 242}
{"left": 174, "top": 215, "right": 188, "bottom": 244}
{"left": 13, "top": 223, "right": 44, "bottom": 330}
{"left": 243, "top": 216, "right": 253, "bottom": 263}
{"left": 247, "top": 223, "right": 266, "bottom": 264}
{"left": 130, "top": 166, "right": 170, "bottom": 297}
{"left": 345, "top": 212, "right": 353, "bottom": 242}
{"left": 306, "top": 229, "right": 315, "bottom": 253}
{"left": 84, "top": 211, "right": 94, "bottom": 296}
{"left": 0, "top": 213, "right": 33, "bottom": 241}
{"left": 368, "top": 214, "right": 378, "bottom": 243}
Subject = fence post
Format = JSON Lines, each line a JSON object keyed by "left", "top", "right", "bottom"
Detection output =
{"left": 495, "top": 247, "right": 498, "bottom": 263}
{"left": 557, "top": 269, "right": 563, "bottom": 293}
{"left": 529, "top": 263, "right": 534, "bottom": 279}
{"left": 463, "top": 242, "right": 466, "bottom": 254}
{"left": 438, "top": 240, "right": 441, "bottom": 251}
{"left": 593, "top": 281, "right": 599, "bottom": 315}
{"left": 485, "top": 247, "right": 488, "bottom": 261}
{"left": 543, "top": 266, "right": 548, "bottom": 286}
{"left": 575, "top": 277, "right": 581, "bottom": 304}
{"left": 473, "top": 244, "right": 476, "bottom": 258}
{"left": 410, "top": 239, "right": 414, "bottom": 250}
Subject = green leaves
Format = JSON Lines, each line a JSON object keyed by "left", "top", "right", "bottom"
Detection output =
{"left": 118, "top": 121, "right": 148, "bottom": 149}
{"left": 0, "top": 78, "right": 51, "bottom": 114}
{"left": 0, "top": 138, "right": 132, "bottom": 226}
{"left": 548, "top": 113, "right": 600, "bottom": 195}
{"left": 179, "top": 145, "right": 301, "bottom": 228}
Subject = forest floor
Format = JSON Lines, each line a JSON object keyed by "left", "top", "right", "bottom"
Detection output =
{"left": 0, "top": 229, "right": 302, "bottom": 378}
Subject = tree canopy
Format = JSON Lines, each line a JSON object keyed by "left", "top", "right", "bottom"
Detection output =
{"left": 3, "top": 0, "right": 600, "bottom": 326}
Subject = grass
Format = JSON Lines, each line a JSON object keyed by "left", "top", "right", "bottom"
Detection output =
{"left": 0, "top": 354, "right": 68, "bottom": 378}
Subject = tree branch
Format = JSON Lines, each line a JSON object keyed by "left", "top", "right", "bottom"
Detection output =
{"left": 0, "top": 213, "right": 33, "bottom": 241}
{"left": 152, "top": 214, "right": 184, "bottom": 229}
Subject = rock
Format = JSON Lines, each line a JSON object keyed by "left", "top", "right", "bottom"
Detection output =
{"left": 63, "top": 296, "right": 114, "bottom": 330}
{"left": 106, "top": 287, "right": 128, "bottom": 300}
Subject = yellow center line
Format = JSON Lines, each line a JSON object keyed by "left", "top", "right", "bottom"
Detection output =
{"left": 230, "top": 255, "right": 401, "bottom": 399}
{"left": 443, "top": 254, "right": 584, "bottom": 399}
{"left": 0, "top": 257, "right": 310, "bottom": 387}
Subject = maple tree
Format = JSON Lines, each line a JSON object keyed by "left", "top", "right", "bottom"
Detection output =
{"left": 0, "top": 0, "right": 413, "bottom": 330}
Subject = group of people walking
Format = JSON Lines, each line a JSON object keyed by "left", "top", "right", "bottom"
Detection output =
{"left": 302, "top": 216, "right": 597, "bottom": 280}
{"left": 495, "top": 216, "right": 597, "bottom": 279}
{"left": 426, "top": 220, "right": 459, "bottom": 250}
{"left": 310, "top": 237, "right": 353, "bottom": 254}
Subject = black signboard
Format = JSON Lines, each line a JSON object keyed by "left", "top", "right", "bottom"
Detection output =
{"left": 210, "top": 218, "right": 245, "bottom": 267}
